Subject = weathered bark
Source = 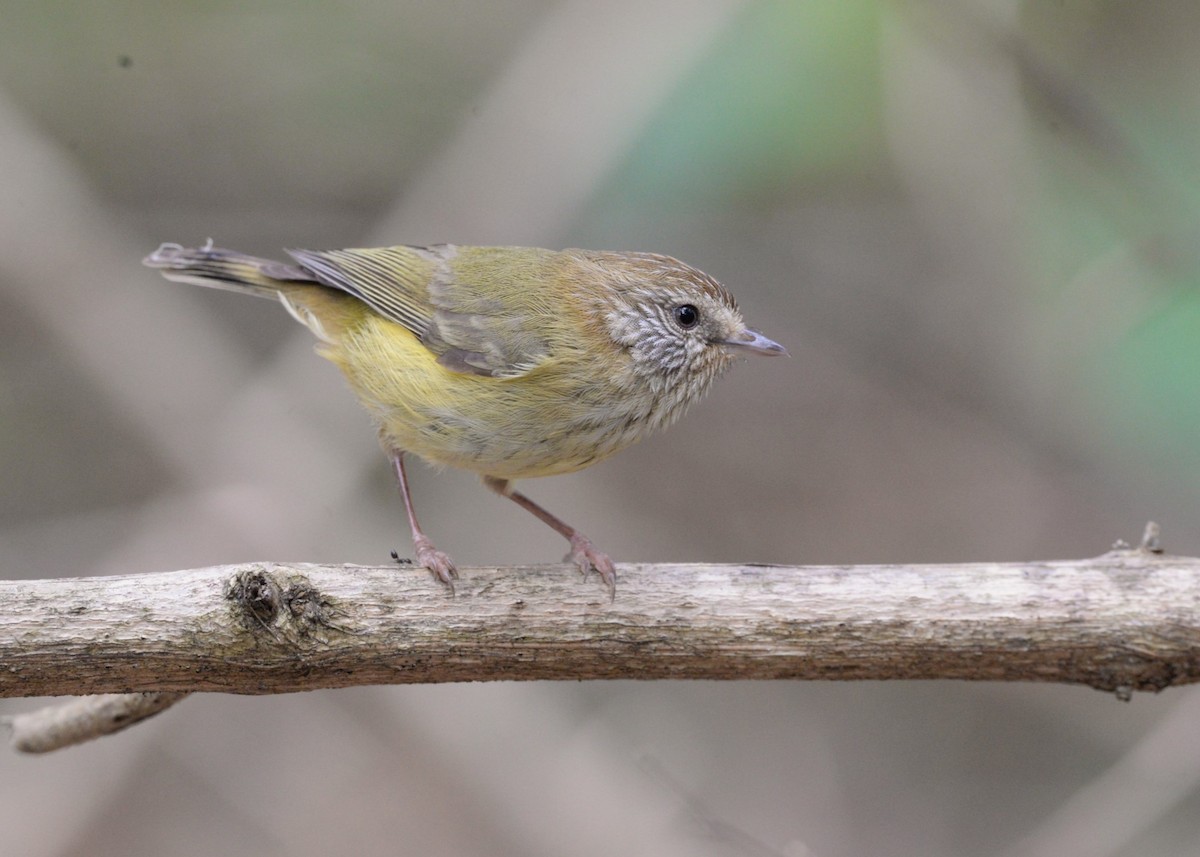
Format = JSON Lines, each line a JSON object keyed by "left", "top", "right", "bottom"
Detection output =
{"left": 3, "top": 549, "right": 1197, "bottom": 698}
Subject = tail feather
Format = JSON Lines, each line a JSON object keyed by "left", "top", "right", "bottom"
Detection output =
{"left": 143, "top": 242, "right": 316, "bottom": 299}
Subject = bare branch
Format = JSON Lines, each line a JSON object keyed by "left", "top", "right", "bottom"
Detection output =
{"left": 4, "top": 550, "right": 1198, "bottom": 701}
{"left": 4, "top": 693, "right": 188, "bottom": 753}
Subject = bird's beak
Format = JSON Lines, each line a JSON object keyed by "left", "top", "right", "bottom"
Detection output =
{"left": 721, "top": 327, "right": 788, "bottom": 357}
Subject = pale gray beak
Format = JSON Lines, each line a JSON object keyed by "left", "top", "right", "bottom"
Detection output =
{"left": 721, "top": 327, "right": 788, "bottom": 356}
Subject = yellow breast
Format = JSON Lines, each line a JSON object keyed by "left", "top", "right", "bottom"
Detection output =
{"left": 319, "top": 308, "right": 655, "bottom": 480}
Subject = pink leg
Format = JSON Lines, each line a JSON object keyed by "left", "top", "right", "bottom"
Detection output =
{"left": 390, "top": 451, "right": 458, "bottom": 589}
{"left": 483, "top": 476, "right": 616, "bottom": 595}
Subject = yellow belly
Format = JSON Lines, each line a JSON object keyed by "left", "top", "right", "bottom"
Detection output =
{"left": 319, "top": 313, "right": 655, "bottom": 480}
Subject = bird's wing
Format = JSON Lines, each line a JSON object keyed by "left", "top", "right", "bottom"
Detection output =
{"left": 286, "top": 246, "right": 436, "bottom": 339}
{"left": 286, "top": 245, "right": 555, "bottom": 378}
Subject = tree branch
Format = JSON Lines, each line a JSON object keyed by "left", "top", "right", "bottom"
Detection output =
{"left": 6, "top": 544, "right": 1200, "bottom": 752}
{"left": 5, "top": 547, "right": 1199, "bottom": 698}
{"left": 4, "top": 692, "right": 188, "bottom": 753}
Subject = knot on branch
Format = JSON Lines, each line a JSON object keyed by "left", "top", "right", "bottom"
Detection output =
{"left": 225, "top": 568, "right": 280, "bottom": 625}
{"left": 224, "top": 567, "right": 349, "bottom": 642}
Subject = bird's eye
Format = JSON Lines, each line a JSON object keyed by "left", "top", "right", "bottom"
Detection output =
{"left": 673, "top": 304, "right": 700, "bottom": 329}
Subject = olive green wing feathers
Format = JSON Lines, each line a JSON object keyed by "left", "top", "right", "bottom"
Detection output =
{"left": 286, "top": 245, "right": 557, "bottom": 378}
{"left": 286, "top": 246, "right": 436, "bottom": 341}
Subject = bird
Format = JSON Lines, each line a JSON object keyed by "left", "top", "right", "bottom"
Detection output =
{"left": 144, "top": 241, "right": 785, "bottom": 593}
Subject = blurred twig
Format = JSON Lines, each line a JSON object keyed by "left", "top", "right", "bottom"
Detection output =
{"left": 3, "top": 693, "right": 188, "bottom": 753}
{"left": 6, "top": 547, "right": 1200, "bottom": 752}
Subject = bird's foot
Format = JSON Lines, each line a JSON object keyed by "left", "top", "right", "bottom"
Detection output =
{"left": 566, "top": 534, "right": 616, "bottom": 598}
{"left": 411, "top": 535, "right": 459, "bottom": 592}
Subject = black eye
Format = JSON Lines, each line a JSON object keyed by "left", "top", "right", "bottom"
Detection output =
{"left": 673, "top": 304, "right": 700, "bottom": 329}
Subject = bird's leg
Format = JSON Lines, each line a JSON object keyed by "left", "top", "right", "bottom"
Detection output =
{"left": 389, "top": 450, "right": 458, "bottom": 589}
{"left": 483, "top": 476, "right": 616, "bottom": 595}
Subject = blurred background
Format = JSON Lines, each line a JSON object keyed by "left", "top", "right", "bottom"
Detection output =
{"left": 3, "top": 0, "right": 1200, "bottom": 854}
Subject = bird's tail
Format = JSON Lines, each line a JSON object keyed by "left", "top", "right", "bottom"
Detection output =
{"left": 143, "top": 241, "right": 316, "bottom": 299}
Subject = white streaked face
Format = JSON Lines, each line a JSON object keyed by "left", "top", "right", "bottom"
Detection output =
{"left": 604, "top": 285, "right": 747, "bottom": 381}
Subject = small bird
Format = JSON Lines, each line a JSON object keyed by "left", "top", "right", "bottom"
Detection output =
{"left": 144, "top": 242, "right": 785, "bottom": 593}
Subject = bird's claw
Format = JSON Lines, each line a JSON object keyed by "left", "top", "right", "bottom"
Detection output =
{"left": 566, "top": 534, "right": 616, "bottom": 598}
{"left": 412, "top": 535, "right": 459, "bottom": 592}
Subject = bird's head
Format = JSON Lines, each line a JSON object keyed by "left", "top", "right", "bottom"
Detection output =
{"left": 582, "top": 251, "right": 786, "bottom": 395}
